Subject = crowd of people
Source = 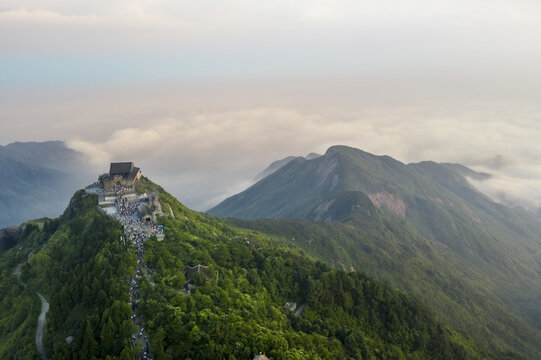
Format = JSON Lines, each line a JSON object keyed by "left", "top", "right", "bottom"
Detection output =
{"left": 103, "top": 184, "right": 134, "bottom": 194}
{"left": 108, "top": 184, "right": 158, "bottom": 360}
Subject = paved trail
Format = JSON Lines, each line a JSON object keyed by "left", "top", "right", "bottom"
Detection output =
{"left": 109, "top": 185, "right": 156, "bottom": 359}
{"left": 13, "top": 264, "right": 26, "bottom": 289}
{"left": 295, "top": 303, "right": 306, "bottom": 317}
{"left": 13, "top": 263, "right": 49, "bottom": 358}
{"left": 36, "top": 292, "right": 49, "bottom": 360}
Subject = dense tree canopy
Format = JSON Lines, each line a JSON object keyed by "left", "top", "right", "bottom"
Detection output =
{"left": 0, "top": 180, "right": 518, "bottom": 359}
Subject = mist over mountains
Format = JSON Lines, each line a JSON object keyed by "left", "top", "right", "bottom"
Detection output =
{"left": 210, "top": 145, "right": 495, "bottom": 219}
{"left": 254, "top": 153, "right": 321, "bottom": 182}
{"left": 2, "top": 143, "right": 541, "bottom": 358}
{"left": 0, "top": 141, "right": 93, "bottom": 228}
{"left": 4, "top": 0, "right": 541, "bottom": 357}
{"left": 210, "top": 144, "right": 541, "bottom": 357}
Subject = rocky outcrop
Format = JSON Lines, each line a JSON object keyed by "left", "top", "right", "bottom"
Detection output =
{"left": 312, "top": 199, "right": 336, "bottom": 221}
{"left": 367, "top": 192, "right": 407, "bottom": 217}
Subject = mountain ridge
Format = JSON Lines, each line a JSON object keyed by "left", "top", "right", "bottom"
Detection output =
{"left": 209, "top": 144, "right": 541, "bottom": 358}
{"left": 0, "top": 175, "right": 496, "bottom": 359}
{"left": 254, "top": 152, "right": 322, "bottom": 182}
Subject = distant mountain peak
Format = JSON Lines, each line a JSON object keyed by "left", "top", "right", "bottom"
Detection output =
{"left": 305, "top": 152, "right": 321, "bottom": 160}
{"left": 325, "top": 144, "right": 354, "bottom": 154}
{"left": 254, "top": 156, "right": 300, "bottom": 181}
{"left": 209, "top": 144, "right": 526, "bottom": 233}
{"left": 254, "top": 152, "right": 322, "bottom": 181}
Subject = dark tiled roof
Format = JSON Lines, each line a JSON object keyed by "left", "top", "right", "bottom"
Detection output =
{"left": 127, "top": 167, "right": 141, "bottom": 181}
{"left": 109, "top": 162, "right": 134, "bottom": 175}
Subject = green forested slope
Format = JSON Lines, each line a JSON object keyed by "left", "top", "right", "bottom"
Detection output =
{"left": 1, "top": 149, "right": 537, "bottom": 359}
{"left": 0, "top": 191, "right": 137, "bottom": 359}
{"left": 0, "top": 178, "right": 500, "bottom": 359}
{"left": 208, "top": 146, "right": 541, "bottom": 356}
{"left": 135, "top": 177, "right": 492, "bottom": 359}
{"left": 227, "top": 214, "right": 541, "bottom": 359}
{"left": 0, "top": 266, "right": 40, "bottom": 358}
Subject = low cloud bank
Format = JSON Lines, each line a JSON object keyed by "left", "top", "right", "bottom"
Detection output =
{"left": 66, "top": 105, "right": 541, "bottom": 212}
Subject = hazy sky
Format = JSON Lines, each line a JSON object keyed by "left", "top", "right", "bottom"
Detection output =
{"left": 2, "top": 0, "right": 541, "bottom": 210}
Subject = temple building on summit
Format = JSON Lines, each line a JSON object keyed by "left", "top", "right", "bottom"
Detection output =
{"left": 87, "top": 161, "right": 165, "bottom": 227}
{"left": 100, "top": 162, "right": 141, "bottom": 188}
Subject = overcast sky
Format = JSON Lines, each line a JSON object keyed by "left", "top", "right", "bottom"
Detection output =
{"left": 2, "top": 0, "right": 541, "bottom": 210}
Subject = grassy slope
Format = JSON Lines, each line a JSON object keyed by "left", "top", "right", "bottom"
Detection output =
{"left": 0, "top": 191, "right": 138, "bottom": 359}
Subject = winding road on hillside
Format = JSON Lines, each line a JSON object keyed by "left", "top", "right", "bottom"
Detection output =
{"left": 13, "top": 264, "right": 26, "bottom": 289}
{"left": 36, "top": 293, "right": 49, "bottom": 360}
{"left": 295, "top": 303, "right": 306, "bottom": 317}
{"left": 13, "top": 261, "right": 50, "bottom": 359}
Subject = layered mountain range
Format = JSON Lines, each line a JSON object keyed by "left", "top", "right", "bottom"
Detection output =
{"left": 210, "top": 145, "right": 541, "bottom": 358}
{"left": 0, "top": 141, "right": 92, "bottom": 228}
{"left": 2, "top": 144, "right": 541, "bottom": 358}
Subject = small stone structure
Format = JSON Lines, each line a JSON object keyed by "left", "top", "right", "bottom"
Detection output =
{"left": 138, "top": 192, "right": 163, "bottom": 224}
{"left": 184, "top": 264, "right": 211, "bottom": 282}
{"left": 283, "top": 302, "right": 297, "bottom": 312}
